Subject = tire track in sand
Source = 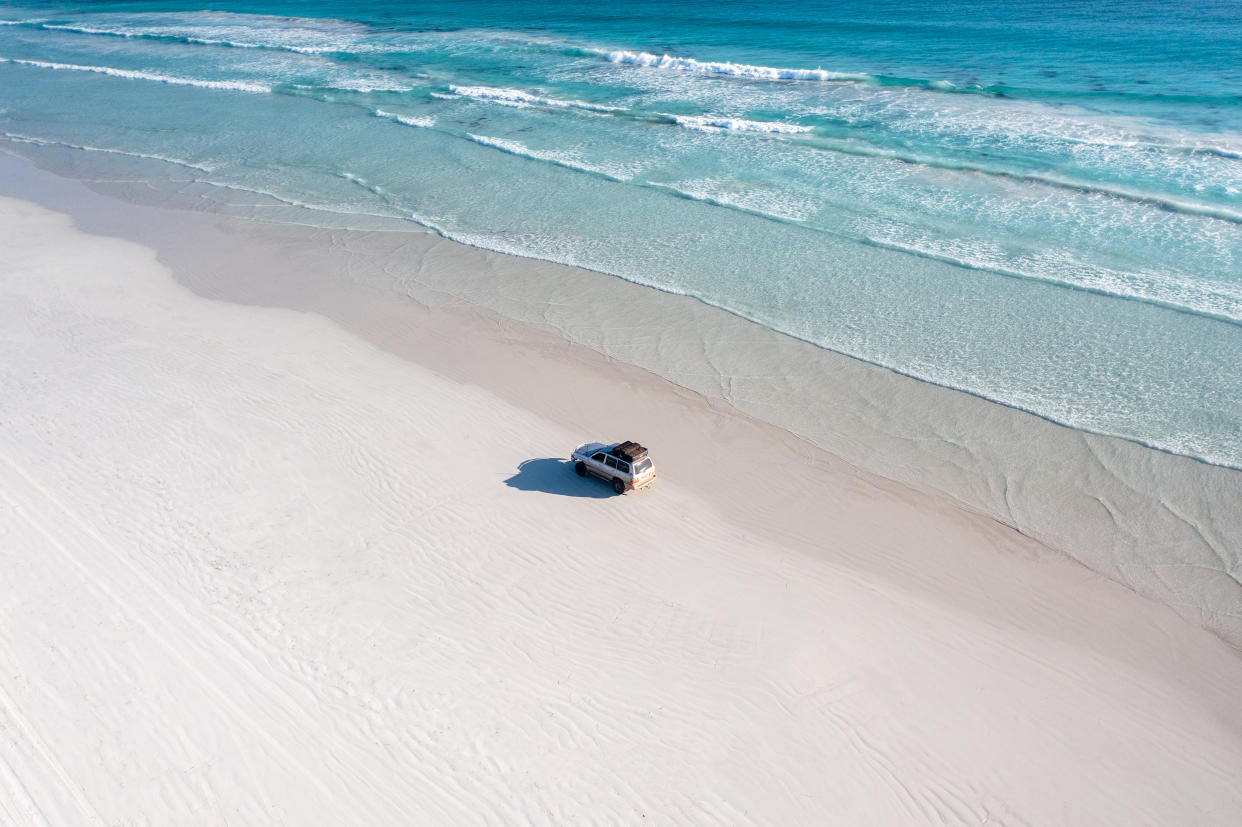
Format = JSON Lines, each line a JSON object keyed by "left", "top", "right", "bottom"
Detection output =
{"left": 0, "top": 684, "right": 65, "bottom": 826}
{"left": 0, "top": 448, "right": 410, "bottom": 823}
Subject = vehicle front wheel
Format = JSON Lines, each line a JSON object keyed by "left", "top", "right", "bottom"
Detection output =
{"left": 612, "top": 478, "right": 626, "bottom": 495}
{"left": 575, "top": 461, "right": 587, "bottom": 477}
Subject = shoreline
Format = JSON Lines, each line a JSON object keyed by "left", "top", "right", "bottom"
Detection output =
{"left": 3, "top": 146, "right": 1239, "bottom": 648}
{"left": 6, "top": 134, "right": 1238, "bottom": 474}
{"left": 5, "top": 132, "right": 1240, "bottom": 473}
{"left": 3, "top": 157, "right": 1242, "bottom": 822}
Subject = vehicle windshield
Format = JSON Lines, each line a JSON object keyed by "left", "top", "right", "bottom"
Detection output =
{"left": 634, "top": 458, "right": 652, "bottom": 474}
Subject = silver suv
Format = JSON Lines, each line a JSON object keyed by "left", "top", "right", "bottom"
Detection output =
{"left": 572, "top": 441, "right": 656, "bottom": 494}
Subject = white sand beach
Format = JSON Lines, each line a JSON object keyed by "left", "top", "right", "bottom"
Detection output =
{"left": 2, "top": 157, "right": 1242, "bottom": 824}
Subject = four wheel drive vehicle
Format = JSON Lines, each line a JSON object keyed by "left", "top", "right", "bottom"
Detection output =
{"left": 571, "top": 440, "right": 656, "bottom": 494}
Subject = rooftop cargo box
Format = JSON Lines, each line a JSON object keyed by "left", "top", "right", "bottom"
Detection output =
{"left": 612, "top": 441, "right": 648, "bottom": 462}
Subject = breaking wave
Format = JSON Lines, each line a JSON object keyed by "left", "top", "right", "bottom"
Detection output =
{"left": 797, "top": 136, "right": 1242, "bottom": 225}
{"left": 465, "top": 134, "right": 633, "bottom": 181}
{"left": 606, "top": 50, "right": 869, "bottom": 82}
{"left": 857, "top": 230, "right": 1242, "bottom": 327}
{"left": 374, "top": 108, "right": 434, "bottom": 128}
{"left": 28, "top": 19, "right": 383, "bottom": 56}
{"left": 0, "top": 56, "right": 270, "bottom": 93}
{"left": 1, "top": 130, "right": 215, "bottom": 172}
{"left": 669, "top": 114, "right": 813, "bottom": 134}
{"left": 447, "top": 85, "right": 617, "bottom": 113}
{"left": 304, "top": 77, "right": 413, "bottom": 93}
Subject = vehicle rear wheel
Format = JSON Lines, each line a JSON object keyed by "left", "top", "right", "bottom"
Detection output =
{"left": 575, "top": 461, "right": 587, "bottom": 477}
{"left": 612, "top": 477, "right": 626, "bottom": 495}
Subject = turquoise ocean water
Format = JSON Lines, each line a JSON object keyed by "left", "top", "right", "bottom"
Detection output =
{"left": 2, "top": 1, "right": 1240, "bottom": 467}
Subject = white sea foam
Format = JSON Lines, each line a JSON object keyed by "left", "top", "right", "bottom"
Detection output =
{"left": 339, "top": 170, "right": 392, "bottom": 202}
{"left": 428, "top": 91, "right": 460, "bottom": 101}
{"left": 790, "top": 131, "right": 1242, "bottom": 225}
{"left": 465, "top": 134, "right": 632, "bottom": 181}
{"left": 852, "top": 91, "right": 1242, "bottom": 180}
{"left": 306, "top": 78, "right": 414, "bottom": 93}
{"left": 8, "top": 42, "right": 407, "bottom": 92}
{"left": 606, "top": 50, "right": 868, "bottom": 82}
{"left": 1057, "top": 131, "right": 1242, "bottom": 161}
{"left": 374, "top": 109, "right": 434, "bottom": 128}
{"left": 0, "top": 57, "right": 270, "bottom": 93}
{"left": 1017, "top": 170, "right": 1242, "bottom": 224}
{"left": 670, "top": 114, "right": 813, "bottom": 134}
{"left": 1, "top": 131, "right": 216, "bottom": 172}
{"left": 189, "top": 176, "right": 405, "bottom": 225}
{"left": 856, "top": 220, "right": 1242, "bottom": 325}
{"left": 40, "top": 22, "right": 316, "bottom": 53}
{"left": 658, "top": 178, "right": 815, "bottom": 221}
{"left": 34, "top": 18, "right": 386, "bottom": 56}
{"left": 1186, "top": 144, "right": 1242, "bottom": 160}
{"left": 447, "top": 85, "right": 617, "bottom": 113}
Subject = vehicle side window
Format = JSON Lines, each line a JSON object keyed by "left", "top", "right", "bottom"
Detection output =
{"left": 616, "top": 460, "right": 630, "bottom": 474}
{"left": 592, "top": 453, "right": 606, "bottom": 462}
{"left": 604, "top": 456, "right": 619, "bottom": 469}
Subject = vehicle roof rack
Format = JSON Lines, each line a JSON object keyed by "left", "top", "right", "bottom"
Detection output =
{"left": 611, "top": 441, "right": 648, "bottom": 462}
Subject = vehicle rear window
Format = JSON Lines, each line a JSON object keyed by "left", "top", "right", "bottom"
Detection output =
{"left": 634, "top": 458, "right": 652, "bottom": 473}
{"left": 616, "top": 460, "right": 630, "bottom": 474}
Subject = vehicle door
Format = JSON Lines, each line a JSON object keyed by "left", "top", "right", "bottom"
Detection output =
{"left": 591, "top": 451, "right": 609, "bottom": 476}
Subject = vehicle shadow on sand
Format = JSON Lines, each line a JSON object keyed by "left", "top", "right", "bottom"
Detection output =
{"left": 504, "top": 458, "right": 617, "bottom": 498}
